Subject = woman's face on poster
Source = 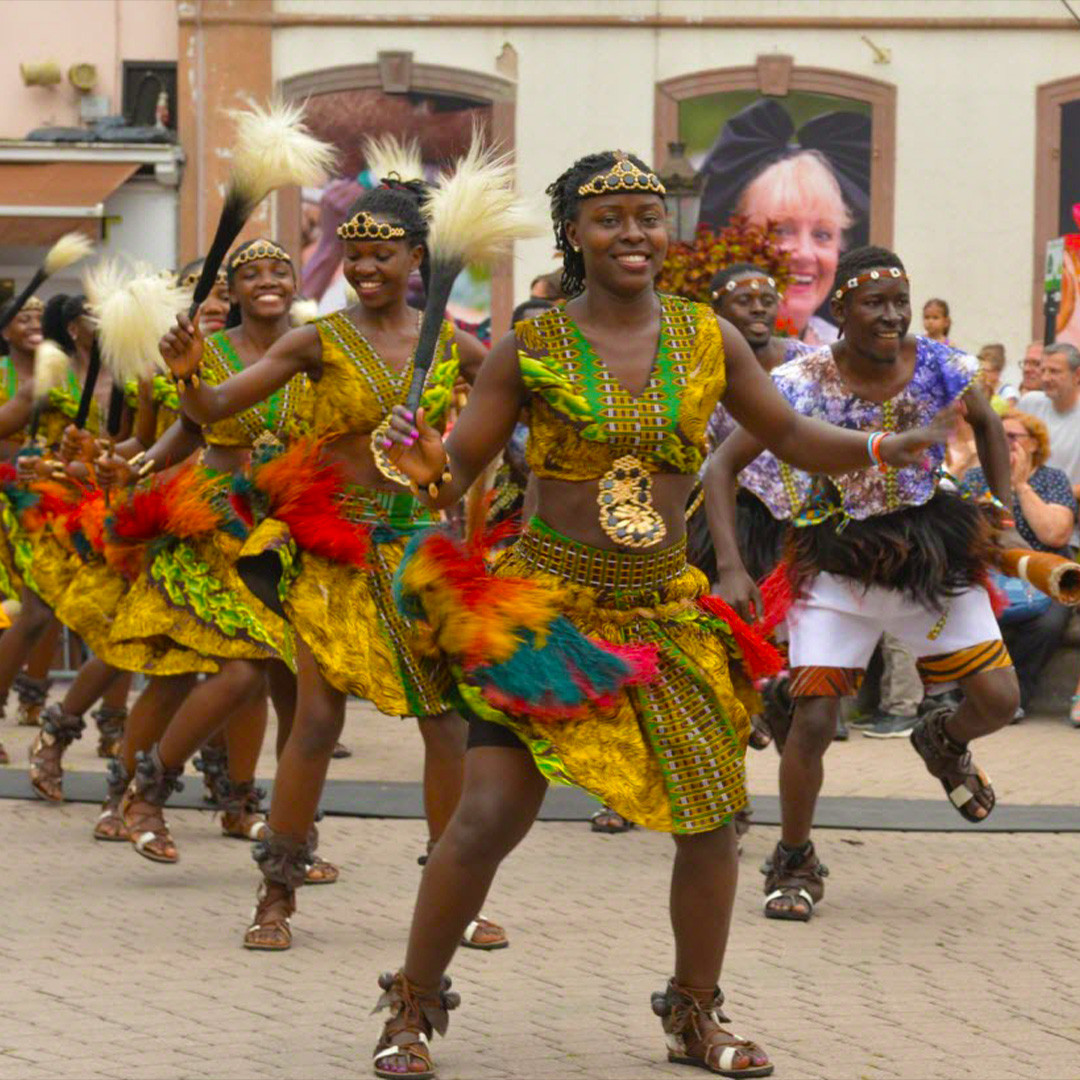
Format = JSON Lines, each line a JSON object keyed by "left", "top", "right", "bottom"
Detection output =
{"left": 771, "top": 215, "right": 842, "bottom": 334}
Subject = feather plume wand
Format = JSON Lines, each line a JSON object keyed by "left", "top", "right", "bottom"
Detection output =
{"left": 0, "top": 232, "right": 93, "bottom": 335}
{"left": 362, "top": 133, "right": 423, "bottom": 182}
{"left": 404, "top": 132, "right": 544, "bottom": 413}
{"left": 289, "top": 298, "right": 320, "bottom": 326}
{"left": 189, "top": 99, "right": 335, "bottom": 317}
{"left": 86, "top": 260, "right": 192, "bottom": 384}
{"left": 28, "top": 340, "right": 72, "bottom": 441}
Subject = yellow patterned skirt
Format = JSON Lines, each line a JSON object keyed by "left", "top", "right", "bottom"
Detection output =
{"left": 0, "top": 492, "right": 28, "bottom": 603}
{"left": 432, "top": 521, "right": 755, "bottom": 834}
{"left": 107, "top": 528, "right": 293, "bottom": 675}
{"left": 239, "top": 486, "right": 450, "bottom": 718}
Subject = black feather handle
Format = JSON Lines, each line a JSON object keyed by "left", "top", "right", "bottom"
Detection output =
{"left": 188, "top": 189, "right": 249, "bottom": 317}
{"left": 0, "top": 268, "right": 47, "bottom": 335}
{"left": 403, "top": 268, "right": 458, "bottom": 415}
{"left": 74, "top": 341, "right": 101, "bottom": 430}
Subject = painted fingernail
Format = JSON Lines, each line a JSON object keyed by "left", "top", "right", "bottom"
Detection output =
{"left": 403, "top": 410, "right": 414, "bottom": 422}
{"left": 383, "top": 439, "right": 393, "bottom": 449}
{"left": 410, "top": 429, "right": 419, "bottom": 439}
{"left": 405, "top": 437, "right": 416, "bottom": 447}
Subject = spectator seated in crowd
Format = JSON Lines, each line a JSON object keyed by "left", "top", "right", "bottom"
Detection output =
{"left": 1020, "top": 339, "right": 1045, "bottom": 394}
{"left": 978, "top": 343, "right": 1020, "bottom": 410}
{"left": 961, "top": 410, "right": 1079, "bottom": 722}
{"left": 1018, "top": 342, "right": 1080, "bottom": 502}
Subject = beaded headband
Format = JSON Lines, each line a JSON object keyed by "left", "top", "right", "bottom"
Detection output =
{"left": 337, "top": 211, "right": 407, "bottom": 241}
{"left": 713, "top": 274, "right": 778, "bottom": 300}
{"left": 577, "top": 153, "right": 666, "bottom": 197}
{"left": 833, "top": 266, "right": 908, "bottom": 302}
{"left": 229, "top": 241, "right": 292, "bottom": 271}
{"left": 180, "top": 268, "right": 226, "bottom": 289}
{"left": 21, "top": 296, "right": 44, "bottom": 312}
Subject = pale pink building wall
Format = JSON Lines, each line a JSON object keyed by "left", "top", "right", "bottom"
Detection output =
{"left": 0, "top": 0, "right": 177, "bottom": 138}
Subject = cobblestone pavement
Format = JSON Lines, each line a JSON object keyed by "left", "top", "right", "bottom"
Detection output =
{"left": 2, "top": 697, "right": 1080, "bottom": 1079}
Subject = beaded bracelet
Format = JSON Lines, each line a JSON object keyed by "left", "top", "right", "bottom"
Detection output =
{"left": 409, "top": 465, "right": 453, "bottom": 501}
{"left": 866, "top": 430, "right": 888, "bottom": 472}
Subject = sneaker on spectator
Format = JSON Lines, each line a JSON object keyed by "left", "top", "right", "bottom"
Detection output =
{"left": 847, "top": 709, "right": 877, "bottom": 730}
{"left": 861, "top": 713, "right": 918, "bottom": 739}
{"left": 835, "top": 715, "right": 849, "bottom": 741}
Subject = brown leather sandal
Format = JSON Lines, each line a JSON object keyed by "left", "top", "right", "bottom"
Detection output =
{"left": 245, "top": 828, "right": 310, "bottom": 950}
{"left": 28, "top": 705, "right": 85, "bottom": 802}
{"left": 91, "top": 705, "right": 126, "bottom": 760}
{"left": 372, "top": 970, "right": 460, "bottom": 1080}
{"left": 121, "top": 746, "right": 183, "bottom": 863}
{"left": 762, "top": 840, "right": 828, "bottom": 922}
{"left": 591, "top": 806, "right": 635, "bottom": 833}
{"left": 217, "top": 779, "right": 268, "bottom": 841}
{"left": 652, "top": 978, "right": 773, "bottom": 1077}
{"left": 245, "top": 881, "right": 296, "bottom": 950}
{"left": 910, "top": 705, "right": 995, "bottom": 822}
{"left": 14, "top": 673, "right": 51, "bottom": 727}
{"left": 460, "top": 915, "right": 509, "bottom": 951}
{"left": 303, "top": 821, "right": 338, "bottom": 885}
{"left": 93, "top": 759, "right": 130, "bottom": 841}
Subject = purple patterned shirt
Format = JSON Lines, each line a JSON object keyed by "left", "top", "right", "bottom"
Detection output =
{"left": 744, "top": 336, "right": 979, "bottom": 522}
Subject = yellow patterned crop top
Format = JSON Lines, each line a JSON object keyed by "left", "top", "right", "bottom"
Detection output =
{"left": 310, "top": 312, "right": 459, "bottom": 438}
{"left": 199, "top": 332, "right": 313, "bottom": 447}
{"left": 517, "top": 293, "right": 726, "bottom": 481}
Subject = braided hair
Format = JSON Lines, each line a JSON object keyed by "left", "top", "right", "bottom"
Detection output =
{"left": 343, "top": 178, "right": 432, "bottom": 291}
{"left": 42, "top": 293, "right": 87, "bottom": 354}
{"left": 832, "top": 245, "right": 906, "bottom": 298}
{"left": 546, "top": 151, "right": 662, "bottom": 298}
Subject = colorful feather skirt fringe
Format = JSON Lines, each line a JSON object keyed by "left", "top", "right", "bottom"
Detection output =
{"left": 395, "top": 518, "right": 782, "bottom": 834}
{"left": 238, "top": 474, "right": 448, "bottom": 716}
{"left": 106, "top": 465, "right": 293, "bottom": 675}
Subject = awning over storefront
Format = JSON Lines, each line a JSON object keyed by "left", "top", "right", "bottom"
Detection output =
{"left": 0, "top": 161, "right": 140, "bottom": 245}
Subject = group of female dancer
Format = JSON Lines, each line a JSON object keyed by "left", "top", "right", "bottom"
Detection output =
{"left": 2, "top": 145, "right": 957, "bottom": 1080}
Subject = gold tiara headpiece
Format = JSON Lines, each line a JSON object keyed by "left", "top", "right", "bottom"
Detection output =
{"left": 336, "top": 211, "right": 406, "bottom": 241}
{"left": 229, "top": 241, "right": 292, "bottom": 271}
{"left": 21, "top": 296, "right": 44, "bottom": 312}
{"left": 180, "top": 268, "right": 227, "bottom": 289}
{"left": 577, "top": 153, "right": 666, "bottom": 197}
{"left": 713, "top": 274, "right": 778, "bottom": 300}
{"left": 833, "top": 266, "right": 907, "bottom": 302}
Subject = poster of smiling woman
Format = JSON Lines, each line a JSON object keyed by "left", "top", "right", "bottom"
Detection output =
{"left": 682, "top": 93, "right": 872, "bottom": 346}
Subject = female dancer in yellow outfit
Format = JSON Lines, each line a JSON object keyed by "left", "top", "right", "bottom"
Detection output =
{"left": 370, "top": 151, "right": 948, "bottom": 1080}
{"left": 81, "top": 240, "right": 311, "bottom": 861}
{"left": 0, "top": 293, "right": 109, "bottom": 769}
{"left": 158, "top": 179, "right": 506, "bottom": 952}
{"left": 0, "top": 295, "right": 43, "bottom": 764}
{"left": 33, "top": 259, "right": 233, "bottom": 771}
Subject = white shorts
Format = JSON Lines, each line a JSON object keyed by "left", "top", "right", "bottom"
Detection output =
{"left": 786, "top": 573, "right": 1008, "bottom": 695}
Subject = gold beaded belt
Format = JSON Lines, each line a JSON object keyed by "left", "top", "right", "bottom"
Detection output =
{"left": 514, "top": 519, "right": 687, "bottom": 592}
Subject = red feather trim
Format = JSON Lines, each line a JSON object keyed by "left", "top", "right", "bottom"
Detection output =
{"left": 0, "top": 463, "right": 16, "bottom": 485}
{"left": 696, "top": 594, "right": 784, "bottom": 680}
{"left": 253, "top": 439, "right": 370, "bottom": 567}
{"left": 110, "top": 484, "right": 171, "bottom": 543}
{"left": 758, "top": 561, "right": 800, "bottom": 633}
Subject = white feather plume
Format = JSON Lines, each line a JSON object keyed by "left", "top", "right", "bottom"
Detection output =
{"left": 228, "top": 98, "right": 337, "bottom": 209}
{"left": 85, "top": 259, "right": 193, "bottom": 382}
{"left": 32, "top": 340, "right": 71, "bottom": 400}
{"left": 425, "top": 132, "right": 545, "bottom": 269}
{"left": 290, "top": 298, "right": 320, "bottom": 326}
{"left": 363, "top": 133, "right": 423, "bottom": 183}
{"left": 43, "top": 231, "right": 94, "bottom": 276}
